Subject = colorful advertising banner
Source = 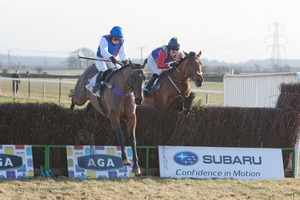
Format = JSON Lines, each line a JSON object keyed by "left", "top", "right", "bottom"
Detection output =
{"left": 0, "top": 145, "right": 34, "bottom": 178}
{"left": 159, "top": 146, "right": 284, "bottom": 180}
{"left": 67, "top": 145, "right": 134, "bottom": 178}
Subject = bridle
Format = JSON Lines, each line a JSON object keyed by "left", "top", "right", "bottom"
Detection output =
{"left": 116, "top": 65, "right": 145, "bottom": 97}
{"left": 164, "top": 54, "right": 203, "bottom": 96}
{"left": 129, "top": 67, "right": 145, "bottom": 94}
{"left": 173, "top": 56, "right": 203, "bottom": 82}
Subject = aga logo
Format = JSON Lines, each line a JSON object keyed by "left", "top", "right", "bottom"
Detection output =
{"left": 77, "top": 154, "right": 123, "bottom": 171}
{"left": 0, "top": 154, "right": 23, "bottom": 170}
{"left": 173, "top": 151, "right": 198, "bottom": 165}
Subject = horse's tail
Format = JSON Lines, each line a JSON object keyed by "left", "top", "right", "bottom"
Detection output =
{"left": 69, "top": 89, "right": 76, "bottom": 110}
{"left": 68, "top": 89, "right": 74, "bottom": 98}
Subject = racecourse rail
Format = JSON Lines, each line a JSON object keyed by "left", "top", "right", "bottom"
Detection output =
{"left": 0, "top": 77, "right": 223, "bottom": 104}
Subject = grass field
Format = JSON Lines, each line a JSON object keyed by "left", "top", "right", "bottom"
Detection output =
{"left": 193, "top": 81, "right": 223, "bottom": 104}
{"left": 0, "top": 176, "right": 299, "bottom": 199}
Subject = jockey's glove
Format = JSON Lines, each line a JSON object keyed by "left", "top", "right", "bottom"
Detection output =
{"left": 110, "top": 56, "right": 117, "bottom": 64}
{"left": 168, "top": 61, "right": 179, "bottom": 68}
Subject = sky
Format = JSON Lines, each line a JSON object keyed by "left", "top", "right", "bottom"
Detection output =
{"left": 0, "top": 0, "right": 300, "bottom": 63}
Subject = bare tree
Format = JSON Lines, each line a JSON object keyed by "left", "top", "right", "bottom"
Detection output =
{"left": 67, "top": 48, "right": 95, "bottom": 69}
{"left": 35, "top": 67, "right": 43, "bottom": 74}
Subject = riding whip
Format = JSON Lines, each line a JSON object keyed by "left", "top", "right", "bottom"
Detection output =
{"left": 78, "top": 56, "right": 111, "bottom": 62}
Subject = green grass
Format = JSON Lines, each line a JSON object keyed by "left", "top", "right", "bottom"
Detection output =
{"left": 191, "top": 81, "right": 223, "bottom": 105}
{"left": 0, "top": 77, "right": 77, "bottom": 104}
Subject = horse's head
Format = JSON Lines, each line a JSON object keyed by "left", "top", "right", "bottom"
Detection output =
{"left": 181, "top": 51, "right": 204, "bottom": 87}
{"left": 129, "top": 60, "right": 146, "bottom": 105}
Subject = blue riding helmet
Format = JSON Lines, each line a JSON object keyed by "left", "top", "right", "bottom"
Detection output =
{"left": 168, "top": 37, "right": 180, "bottom": 48}
{"left": 110, "top": 26, "right": 124, "bottom": 38}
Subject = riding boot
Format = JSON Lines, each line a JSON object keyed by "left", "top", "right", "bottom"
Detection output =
{"left": 143, "top": 73, "right": 159, "bottom": 96}
{"left": 92, "top": 71, "right": 104, "bottom": 93}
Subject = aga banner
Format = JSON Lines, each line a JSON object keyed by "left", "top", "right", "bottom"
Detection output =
{"left": 0, "top": 145, "right": 34, "bottom": 178}
{"left": 159, "top": 146, "right": 284, "bottom": 180}
{"left": 67, "top": 145, "right": 134, "bottom": 178}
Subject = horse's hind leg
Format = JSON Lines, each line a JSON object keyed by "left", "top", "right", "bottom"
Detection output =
{"left": 70, "top": 97, "right": 75, "bottom": 110}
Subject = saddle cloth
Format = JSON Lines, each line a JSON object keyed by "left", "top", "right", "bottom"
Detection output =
{"left": 85, "top": 73, "right": 100, "bottom": 97}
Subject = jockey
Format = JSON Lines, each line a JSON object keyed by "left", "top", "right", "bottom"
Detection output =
{"left": 93, "top": 26, "right": 129, "bottom": 93}
{"left": 143, "top": 37, "right": 182, "bottom": 97}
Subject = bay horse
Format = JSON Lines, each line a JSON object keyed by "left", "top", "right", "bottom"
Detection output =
{"left": 70, "top": 60, "right": 146, "bottom": 175}
{"left": 142, "top": 51, "right": 203, "bottom": 111}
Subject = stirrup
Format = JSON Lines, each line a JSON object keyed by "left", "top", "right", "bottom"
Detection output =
{"left": 92, "top": 83, "right": 102, "bottom": 93}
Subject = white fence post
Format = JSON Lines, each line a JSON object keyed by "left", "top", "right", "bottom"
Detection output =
{"left": 43, "top": 83, "right": 46, "bottom": 100}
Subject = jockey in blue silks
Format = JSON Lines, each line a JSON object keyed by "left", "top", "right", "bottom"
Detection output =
{"left": 93, "top": 26, "right": 129, "bottom": 93}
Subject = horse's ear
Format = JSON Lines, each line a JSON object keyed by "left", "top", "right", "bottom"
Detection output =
{"left": 183, "top": 51, "right": 189, "bottom": 57}
{"left": 197, "top": 51, "right": 202, "bottom": 58}
{"left": 128, "top": 59, "right": 134, "bottom": 69}
{"left": 141, "top": 58, "right": 148, "bottom": 69}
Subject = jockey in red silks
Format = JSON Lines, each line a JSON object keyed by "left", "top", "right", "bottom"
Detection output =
{"left": 92, "top": 26, "right": 129, "bottom": 93}
{"left": 143, "top": 37, "right": 183, "bottom": 97}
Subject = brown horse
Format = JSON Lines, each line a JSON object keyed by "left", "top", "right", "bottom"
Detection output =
{"left": 142, "top": 51, "right": 203, "bottom": 111}
{"left": 70, "top": 60, "right": 146, "bottom": 175}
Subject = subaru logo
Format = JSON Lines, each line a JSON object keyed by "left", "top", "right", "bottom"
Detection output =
{"left": 174, "top": 152, "right": 198, "bottom": 165}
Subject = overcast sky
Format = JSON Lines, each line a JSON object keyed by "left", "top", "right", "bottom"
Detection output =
{"left": 0, "top": 0, "right": 299, "bottom": 63}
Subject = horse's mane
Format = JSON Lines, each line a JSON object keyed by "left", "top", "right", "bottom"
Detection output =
{"left": 104, "top": 65, "right": 127, "bottom": 81}
{"left": 166, "top": 51, "right": 200, "bottom": 75}
{"left": 118, "top": 64, "right": 130, "bottom": 71}
{"left": 172, "top": 51, "right": 197, "bottom": 68}
{"left": 118, "top": 62, "right": 141, "bottom": 72}
{"left": 105, "top": 62, "right": 141, "bottom": 82}
{"left": 176, "top": 51, "right": 201, "bottom": 67}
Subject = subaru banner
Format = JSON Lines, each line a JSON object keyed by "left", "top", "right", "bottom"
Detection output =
{"left": 159, "top": 146, "right": 284, "bottom": 179}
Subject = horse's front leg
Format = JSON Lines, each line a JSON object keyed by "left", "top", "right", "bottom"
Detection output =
{"left": 110, "top": 114, "right": 132, "bottom": 166}
{"left": 183, "top": 92, "right": 196, "bottom": 113}
{"left": 127, "top": 113, "right": 141, "bottom": 175}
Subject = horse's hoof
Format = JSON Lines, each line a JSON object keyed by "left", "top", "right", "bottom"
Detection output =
{"left": 123, "top": 159, "right": 132, "bottom": 166}
{"left": 132, "top": 167, "right": 141, "bottom": 175}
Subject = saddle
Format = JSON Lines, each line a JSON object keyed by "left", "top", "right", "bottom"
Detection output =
{"left": 99, "top": 68, "right": 118, "bottom": 95}
{"left": 152, "top": 71, "right": 168, "bottom": 92}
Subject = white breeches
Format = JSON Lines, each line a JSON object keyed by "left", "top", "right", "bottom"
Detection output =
{"left": 147, "top": 54, "right": 164, "bottom": 75}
